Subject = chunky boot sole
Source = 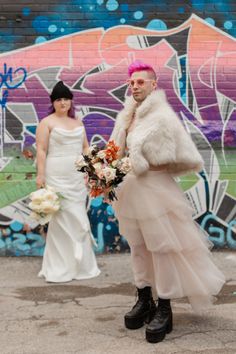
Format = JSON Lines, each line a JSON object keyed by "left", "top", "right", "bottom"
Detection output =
{"left": 145, "top": 319, "right": 173, "bottom": 343}
{"left": 125, "top": 307, "right": 156, "bottom": 330}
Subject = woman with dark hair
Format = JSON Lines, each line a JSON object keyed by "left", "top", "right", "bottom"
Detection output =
{"left": 36, "top": 81, "right": 100, "bottom": 282}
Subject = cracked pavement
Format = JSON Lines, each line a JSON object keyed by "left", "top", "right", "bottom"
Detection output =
{"left": 0, "top": 251, "right": 236, "bottom": 354}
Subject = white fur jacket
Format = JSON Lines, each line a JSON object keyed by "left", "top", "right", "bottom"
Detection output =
{"left": 110, "top": 90, "right": 204, "bottom": 176}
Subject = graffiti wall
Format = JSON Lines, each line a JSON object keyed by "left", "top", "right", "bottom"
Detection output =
{"left": 0, "top": 0, "right": 235, "bottom": 255}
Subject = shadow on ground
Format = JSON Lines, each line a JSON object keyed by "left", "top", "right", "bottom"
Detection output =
{"left": 14, "top": 283, "right": 236, "bottom": 305}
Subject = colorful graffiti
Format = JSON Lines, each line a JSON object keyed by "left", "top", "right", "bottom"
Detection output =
{"left": 1, "top": 1, "right": 235, "bottom": 51}
{"left": 0, "top": 13, "right": 235, "bottom": 254}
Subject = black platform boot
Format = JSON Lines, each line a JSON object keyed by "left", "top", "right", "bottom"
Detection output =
{"left": 124, "top": 286, "right": 156, "bottom": 330}
{"left": 145, "top": 298, "right": 173, "bottom": 343}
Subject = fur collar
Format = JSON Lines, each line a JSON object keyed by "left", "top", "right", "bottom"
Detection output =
{"left": 135, "top": 89, "right": 167, "bottom": 118}
{"left": 111, "top": 88, "right": 204, "bottom": 176}
{"left": 119, "top": 90, "right": 168, "bottom": 129}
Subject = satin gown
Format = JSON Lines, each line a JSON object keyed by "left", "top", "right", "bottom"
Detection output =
{"left": 38, "top": 126, "right": 100, "bottom": 282}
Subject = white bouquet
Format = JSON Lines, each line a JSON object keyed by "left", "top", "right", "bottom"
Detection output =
{"left": 29, "top": 185, "right": 60, "bottom": 225}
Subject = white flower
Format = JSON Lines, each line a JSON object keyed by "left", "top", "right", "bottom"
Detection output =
{"left": 75, "top": 155, "right": 87, "bottom": 169}
{"left": 97, "top": 170, "right": 104, "bottom": 179}
{"left": 111, "top": 160, "right": 118, "bottom": 167}
{"left": 119, "top": 157, "right": 131, "bottom": 174}
{"left": 30, "top": 188, "right": 46, "bottom": 203}
{"left": 103, "top": 166, "right": 116, "bottom": 182}
{"left": 43, "top": 190, "right": 59, "bottom": 202}
{"left": 97, "top": 150, "right": 106, "bottom": 159}
{"left": 30, "top": 186, "right": 59, "bottom": 205}
{"left": 93, "top": 162, "right": 103, "bottom": 171}
{"left": 40, "top": 200, "right": 60, "bottom": 214}
{"left": 29, "top": 201, "right": 43, "bottom": 213}
{"left": 29, "top": 185, "right": 61, "bottom": 225}
{"left": 93, "top": 162, "right": 105, "bottom": 179}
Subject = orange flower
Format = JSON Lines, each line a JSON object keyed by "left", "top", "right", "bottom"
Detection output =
{"left": 90, "top": 186, "right": 104, "bottom": 198}
{"left": 107, "top": 140, "right": 120, "bottom": 152}
{"left": 105, "top": 140, "right": 120, "bottom": 162}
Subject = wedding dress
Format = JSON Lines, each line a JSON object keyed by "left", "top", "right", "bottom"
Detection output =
{"left": 38, "top": 126, "right": 100, "bottom": 282}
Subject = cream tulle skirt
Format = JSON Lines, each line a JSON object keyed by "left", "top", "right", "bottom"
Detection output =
{"left": 113, "top": 170, "right": 225, "bottom": 312}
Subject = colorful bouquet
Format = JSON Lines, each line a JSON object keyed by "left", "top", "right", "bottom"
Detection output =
{"left": 29, "top": 185, "right": 61, "bottom": 225}
{"left": 75, "top": 140, "right": 131, "bottom": 202}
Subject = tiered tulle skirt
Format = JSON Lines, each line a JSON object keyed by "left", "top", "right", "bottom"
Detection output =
{"left": 113, "top": 170, "right": 225, "bottom": 312}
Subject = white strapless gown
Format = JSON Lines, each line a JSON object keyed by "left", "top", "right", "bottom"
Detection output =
{"left": 38, "top": 126, "right": 100, "bottom": 282}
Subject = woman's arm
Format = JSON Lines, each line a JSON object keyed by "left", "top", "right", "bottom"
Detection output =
{"left": 35, "top": 120, "right": 50, "bottom": 189}
{"left": 83, "top": 131, "right": 90, "bottom": 154}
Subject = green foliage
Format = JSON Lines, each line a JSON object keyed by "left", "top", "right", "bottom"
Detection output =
{"left": 0, "top": 155, "right": 36, "bottom": 209}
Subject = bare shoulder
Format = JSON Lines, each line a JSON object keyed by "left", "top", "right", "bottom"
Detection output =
{"left": 75, "top": 116, "right": 84, "bottom": 127}
{"left": 37, "top": 114, "right": 54, "bottom": 132}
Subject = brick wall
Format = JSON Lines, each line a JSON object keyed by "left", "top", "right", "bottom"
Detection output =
{"left": 0, "top": 0, "right": 235, "bottom": 255}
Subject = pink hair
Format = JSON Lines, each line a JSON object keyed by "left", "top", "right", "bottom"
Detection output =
{"left": 128, "top": 60, "right": 156, "bottom": 78}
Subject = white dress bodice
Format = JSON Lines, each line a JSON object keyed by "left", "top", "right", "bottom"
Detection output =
{"left": 47, "top": 126, "right": 84, "bottom": 157}
{"left": 45, "top": 126, "right": 87, "bottom": 203}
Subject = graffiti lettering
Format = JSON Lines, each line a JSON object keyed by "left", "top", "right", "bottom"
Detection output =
{"left": 226, "top": 220, "right": 236, "bottom": 249}
{"left": 0, "top": 63, "right": 27, "bottom": 90}
{"left": 200, "top": 213, "right": 236, "bottom": 249}
{"left": 0, "top": 17, "right": 235, "bottom": 254}
{"left": 0, "top": 90, "right": 8, "bottom": 109}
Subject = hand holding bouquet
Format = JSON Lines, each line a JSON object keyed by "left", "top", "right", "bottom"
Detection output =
{"left": 75, "top": 140, "right": 131, "bottom": 202}
{"left": 29, "top": 185, "right": 61, "bottom": 225}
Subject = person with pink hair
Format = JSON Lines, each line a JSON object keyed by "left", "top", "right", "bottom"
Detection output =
{"left": 110, "top": 60, "right": 225, "bottom": 343}
{"left": 127, "top": 60, "right": 156, "bottom": 77}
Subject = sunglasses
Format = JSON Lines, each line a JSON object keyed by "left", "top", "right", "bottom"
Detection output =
{"left": 126, "top": 79, "right": 155, "bottom": 87}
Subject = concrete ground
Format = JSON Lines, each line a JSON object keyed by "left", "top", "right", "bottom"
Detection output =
{"left": 0, "top": 251, "right": 236, "bottom": 354}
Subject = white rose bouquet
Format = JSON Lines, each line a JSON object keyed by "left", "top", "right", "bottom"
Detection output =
{"left": 75, "top": 140, "right": 131, "bottom": 202}
{"left": 29, "top": 185, "right": 61, "bottom": 225}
